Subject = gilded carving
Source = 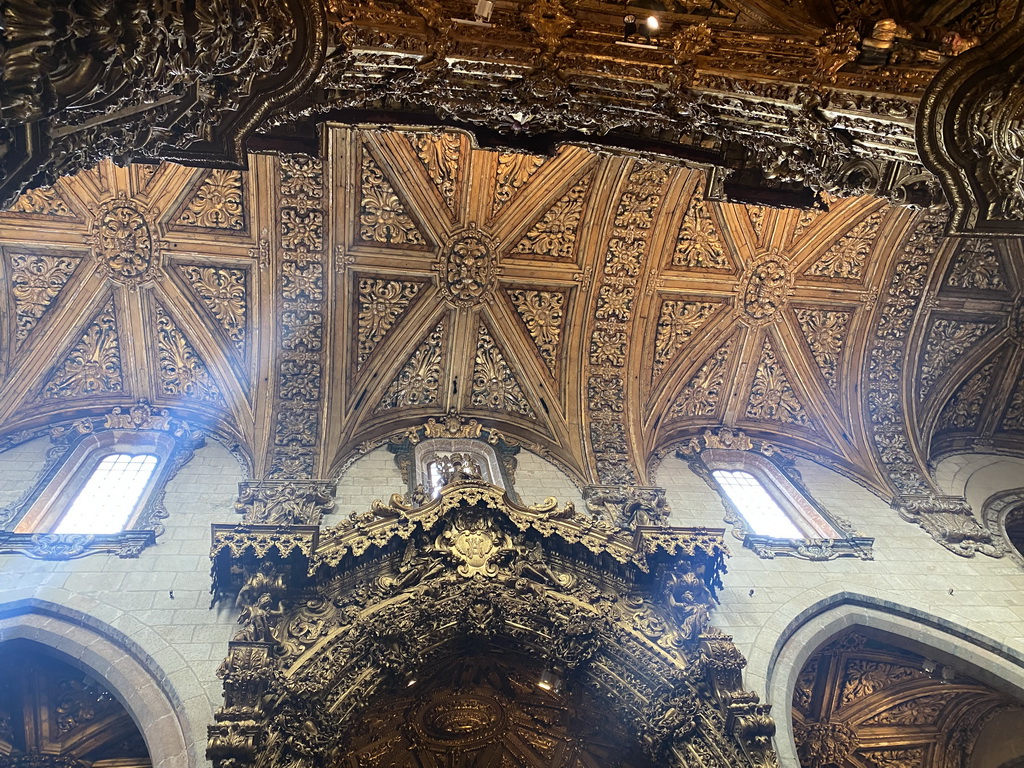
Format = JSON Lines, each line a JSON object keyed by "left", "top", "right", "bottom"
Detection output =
{"left": 9, "top": 253, "right": 82, "bottom": 346}
{"left": 838, "top": 660, "right": 924, "bottom": 707}
{"left": 178, "top": 266, "right": 247, "bottom": 350}
{"left": 860, "top": 748, "right": 925, "bottom": 768}
{"left": 794, "top": 308, "right": 851, "bottom": 390}
{"left": 359, "top": 150, "right": 426, "bottom": 245}
{"left": 90, "top": 198, "right": 159, "bottom": 283}
{"left": 438, "top": 225, "right": 498, "bottom": 307}
{"left": 236, "top": 480, "right": 336, "bottom": 526}
{"left": 919, "top": 319, "right": 997, "bottom": 399}
{"left": 946, "top": 239, "right": 1006, "bottom": 290}
{"left": 795, "top": 721, "right": 858, "bottom": 768}
{"left": 807, "top": 211, "right": 882, "bottom": 280}
{"left": 507, "top": 289, "right": 565, "bottom": 374}
{"left": 357, "top": 278, "right": 422, "bottom": 367}
{"left": 177, "top": 169, "right": 246, "bottom": 230}
{"left": 938, "top": 362, "right": 994, "bottom": 430}
{"left": 406, "top": 131, "right": 461, "bottom": 211}
{"left": 472, "top": 324, "right": 534, "bottom": 417}
{"left": 492, "top": 153, "right": 545, "bottom": 217}
{"left": 510, "top": 176, "right": 589, "bottom": 261}
{"left": 746, "top": 338, "right": 808, "bottom": 426}
{"left": 155, "top": 304, "right": 222, "bottom": 403}
{"left": 42, "top": 301, "right": 123, "bottom": 399}
{"left": 671, "top": 339, "right": 733, "bottom": 418}
{"left": 7, "top": 186, "right": 73, "bottom": 216}
{"left": 1004, "top": 381, "right": 1024, "bottom": 431}
{"left": 376, "top": 321, "right": 445, "bottom": 411}
{"left": 672, "top": 199, "right": 731, "bottom": 270}
{"left": 654, "top": 301, "right": 717, "bottom": 374}
{"left": 739, "top": 254, "right": 793, "bottom": 325}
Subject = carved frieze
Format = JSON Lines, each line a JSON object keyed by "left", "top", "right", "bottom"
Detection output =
{"left": 491, "top": 153, "right": 545, "bottom": 218}
{"left": 945, "top": 239, "right": 1007, "bottom": 291}
{"left": 236, "top": 480, "right": 336, "bottom": 525}
{"left": 805, "top": 210, "right": 883, "bottom": 281}
{"left": 405, "top": 131, "right": 462, "bottom": 212}
{"left": 793, "top": 308, "right": 851, "bottom": 391}
{"left": 654, "top": 300, "right": 718, "bottom": 375}
{"left": 918, "top": 319, "right": 997, "bottom": 400}
{"left": 672, "top": 199, "right": 732, "bottom": 271}
{"left": 359, "top": 151, "right": 427, "bottom": 246}
{"left": 155, "top": 304, "right": 223, "bottom": 404}
{"left": 670, "top": 338, "right": 733, "bottom": 419}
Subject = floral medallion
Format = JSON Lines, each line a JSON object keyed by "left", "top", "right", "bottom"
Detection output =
{"left": 737, "top": 252, "right": 793, "bottom": 326}
{"left": 437, "top": 224, "right": 499, "bottom": 307}
{"left": 90, "top": 196, "right": 160, "bottom": 283}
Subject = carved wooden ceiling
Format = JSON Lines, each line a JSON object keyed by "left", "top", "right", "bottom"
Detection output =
{"left": 0, "top": 124, "right": 1022, "bottom": 504}
{"left": 0, "top": 640, "right": 151, "bottom": 767}
{"left": 792, "top": 629, "right": 1019, "bottom": 768}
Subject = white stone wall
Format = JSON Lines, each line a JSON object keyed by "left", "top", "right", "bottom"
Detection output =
{"left": 331, "top": 446, "right": 406, "bottom": 518}
{"left": 0, "top": 438, "right": 245, "bottom": 767}
{"left": 512, "top": 449, "right": 585, "bottom": 510}
{"left": 0, "top": 437, "right": 50, "bottom": 510}
{"left": 656, "top": 453, "right": 1024, "bottom": 763}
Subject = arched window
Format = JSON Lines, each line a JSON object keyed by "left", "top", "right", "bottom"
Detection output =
{"left": 413, "top": 438, "right": 505, "bottom": 498}
{"left": 0, "top": 405, "right": 204, "bottom": 558}
{"left": 695, "top": 448, "right": 872, "bottom": 560}
{"left": 53, "top": 453, "right": 160, "bottom": 534}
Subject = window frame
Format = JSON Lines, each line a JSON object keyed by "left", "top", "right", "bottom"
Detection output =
{"left": 412, "top": 438, "right": 507, "bottom": 497}
{"left": 688, "top": 446, "right": 873, "bottom": 561}
{"left": 0, "top": 409, "right": 205, "bottom": 559}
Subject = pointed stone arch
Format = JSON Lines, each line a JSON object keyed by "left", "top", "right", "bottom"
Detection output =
{"left": 0, "top": 599, "right": 197, "bottom": 768}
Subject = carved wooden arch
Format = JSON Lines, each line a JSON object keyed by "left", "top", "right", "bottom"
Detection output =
{"left": 208, "top": 480, "right": 780, "bottom": 768}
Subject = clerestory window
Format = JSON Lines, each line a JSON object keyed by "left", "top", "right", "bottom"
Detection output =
{"left": 53, "top": 453, "right": 160, "bottom": 534}
{"left": 710, "top": 469, "right": 805, "bottom": 539}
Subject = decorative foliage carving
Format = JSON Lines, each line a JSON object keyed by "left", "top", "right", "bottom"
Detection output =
{"left": 89, "top": 197, "right": 159, "bottom": 283}
{"left": 177, "top": 169, "right": 246, "bottom": 230}
{"left": 359, "top": 150, "right": 426, "bottom": 245}
{"left": 671, "top": 339, "right": 733, "bottom": 418}
{"left": 406, "top": 131, "right": 461, "bottom": 211}
{"left": 7, "top": 186, "right": 73, "bottom": 216}
{"left": 510, "top": 176, "right": 590, "bottom": 261}
{"left": 507, "top": 289, "right": 565, "bottom": 374}
{"left": 654, "top": 300, "right": 717, "bottom": 375}
{"left": 583, "top": 485, "right": 669, "bottom": 528}
{"left": 209, "top": 481, "right": 774, "bottom": 768}
{"left": 806, "top": 211, "right": 882, "bottom": 280}
{"left": 270, "top": 155, "right": 327, "bottom": 479}
{"left": 155, "top": 304, "right": 222, "bottom": 403}
{"left": 178, "top": 266, "right": 248, "bottom": 350}
{"left": 738, "top": 254, "right": 793, "bottom": 325}
{"left": 437, "top": 225, "right": 498, "bottom": 307}
{"left": 492, "top": 153, "right": 545, "bottom": 217}
{"left": 356, "top": 278, "right": 422, "bottom": 367}
{"left": 946, "top": 239, "right": 1006, "bottom": 290}
{"left": 794, "top": 308, "right": 851, "bottom": 390}
{"left": 236, "top": 481, "right": 336, "bottom": 525}
{"left": 472, "top": 324, "right": 534, "bottom": 417}
{"left": 938, "top": 362, "right": 995, "bottom": 430}
{"left": 919, "top": 319, "right": 997, "bottom": 399}
{"left": 376, "top": 320, "right": 446, "bottom": 411}
{"left": 42, "top": 301, "right": 123, "bottom": 399}
{"left": 795, "top": 721, "right": 858, "bottom": 768}
{"left": 1003, "top": 380, "right": 1024, "bottom": 431}
{"left": 9, "top": 253, "right": 82, "bottom": 347}
{"left": 746, "top": 337, "right": 808, "bottom": 426}
{"left": 672, "top": 199, "right": 731, "bottom": 270}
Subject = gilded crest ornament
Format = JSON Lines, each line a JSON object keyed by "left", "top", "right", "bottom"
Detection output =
{"left": 437, "top": 224, "right": 498, "bottom": 307}
{"left": 90, "top": 196, "right": 159, "bottom": 283}
{"left": 738, "top": 252, "right": 793, "bottom": 325}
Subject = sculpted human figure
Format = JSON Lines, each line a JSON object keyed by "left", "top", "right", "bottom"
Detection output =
{"left": 665, "top": 566, "right": 713, "bottom": 641}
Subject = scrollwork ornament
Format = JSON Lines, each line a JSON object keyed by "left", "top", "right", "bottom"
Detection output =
{"left": 89, "top": 196, "right": 161, "bottom": 284}
{"left": 437, "top": 224, "right": 499, "bottom": 308}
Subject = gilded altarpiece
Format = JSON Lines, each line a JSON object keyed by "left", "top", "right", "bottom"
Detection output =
{"left": 208, "top": 480, "right": 779, "bottom": 768}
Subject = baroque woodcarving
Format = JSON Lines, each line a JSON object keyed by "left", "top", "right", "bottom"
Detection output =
{"left": 208, "top": 478, "right": 780, "bottom": 768}
{"left": 793, "top": 629, "right": 1017, "bottom": 768}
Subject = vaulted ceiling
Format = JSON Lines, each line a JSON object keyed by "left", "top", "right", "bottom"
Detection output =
{"left": 0, "top": 125, "right": 1022, "bottom": 500}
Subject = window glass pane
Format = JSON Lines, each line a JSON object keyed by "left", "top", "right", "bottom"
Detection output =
{"left": 711, "top": 469, "right": 803, "bottom": 538}
{"left": 55, "top": 454, "right": 159, "bottom": 534}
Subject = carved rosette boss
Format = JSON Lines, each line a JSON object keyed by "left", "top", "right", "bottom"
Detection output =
{"left": 437, "top": 224, "right": 499, "bottom": 308}
{"left": 89, "top": 197, "right": 161, "bottom": 285}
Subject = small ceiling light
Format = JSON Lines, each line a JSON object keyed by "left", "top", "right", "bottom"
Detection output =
{"left": 941, "top": 666, "right": 956, "bottom": 683}
{"left": 537, "top": 667, "right": 562, "bottom": 693}
{"left": 645, "top": 14, "right": 659, "bottom": 31}
{"left": 922, "top": 659, "right": 936, "bottom": 674}
{"left": 405, "top": 673, "right": 418, "bottom": 687}
{"left": 474, "top": 0, "right": 493, "bottom": 22}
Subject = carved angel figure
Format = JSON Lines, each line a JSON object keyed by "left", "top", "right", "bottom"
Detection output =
{"left": 665, "top": 566, "right": 713, "bottom": 641}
